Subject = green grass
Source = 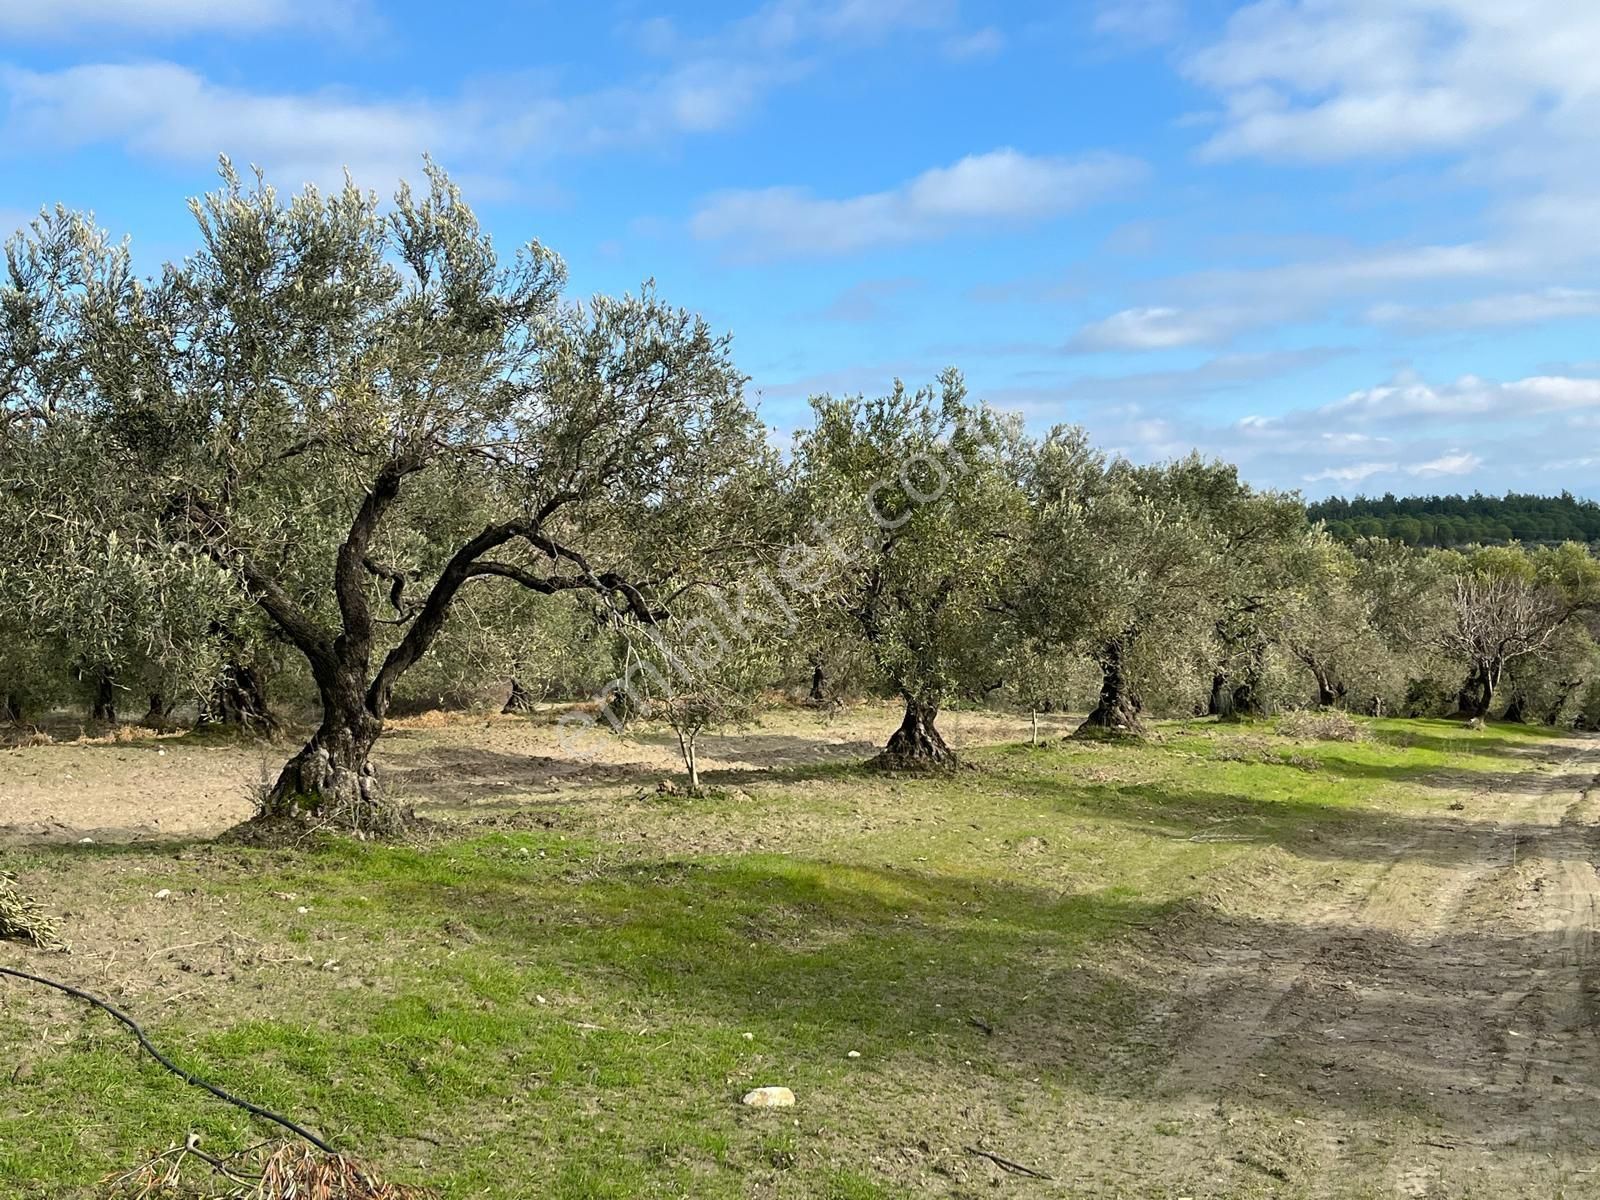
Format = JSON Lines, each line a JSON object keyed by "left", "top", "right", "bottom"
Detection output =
{"left": 0, "top": 714, "right": 1570, "bottom": 1198}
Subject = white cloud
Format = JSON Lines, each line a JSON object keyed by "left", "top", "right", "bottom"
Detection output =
{"left": 0, "top": 0, "right": 365, "bottom": 38}
{"left": 1043, "top": 234, "right": 1526, "bottom": 352}
{"left": 979, "top": 348, "right": 1346, "bottom": 415}
{"left": 691, "top": 149, "right": 1144, "bottom": 258}
{"left": 0, "top": 54, "right": 811, "bottom": 188}
{"left": 1320, "top": 374, "right": 1600, "bottom": 424}
{"left": 1365, "top": 288, "right": 1600, "bottom": 332}
{"left": 2, "top": 63, "right": 454, "bottom": 188}
{"left": 1303, "top": 461, "right": 1398, "bottom": 484}
{"left": 1057, "top": 237, "right": 1539, "bottom": 348}
{"left": 1065, "top": 305, "right": 1250, "bottom": 352}
{"left": 967, "top": 365, "right": 1600, "bottom": 496}
{"left": 1186, "top": 1, "right": 1600, "bottom": 163}
{"left": 1408, "top": 449, "right": 1483, "bottom": 477}
{"left": 0, "top": 4, "right": 989, "bottom": 189}
{"left": 1095, "top": 0, "right": 1186, "bottom": 47}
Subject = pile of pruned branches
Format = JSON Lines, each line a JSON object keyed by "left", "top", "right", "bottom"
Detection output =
{"left": 0, "top": 871, "right": 66, "bottom": 950}
{"left": 103, "top": 1138, "right": 435, "bottom": 1200}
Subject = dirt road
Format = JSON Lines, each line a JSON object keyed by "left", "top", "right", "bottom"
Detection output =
{"left": 1141, "top": 734, "right": 1600, "bottom": 1197}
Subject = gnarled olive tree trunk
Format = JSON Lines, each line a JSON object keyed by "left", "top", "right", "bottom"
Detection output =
{"left": 1078, "top": 637, "right": 1143, "bottom": 735}
{"left": 1546, "top": 679, "right": 1583, "bottom": 726}
{"left": 1502, "top": 690, "right": 1528, "bottom": 724}
{"left": 502, "top": 676, "right": 536, "bottom": 714}
{"left": 1455, "top": 661, "right": 1500, "bottom": 720}
{"left": 1210, "top": 642, "right": 1269, "bottom": 718}
{"left": 89, "top": 670, "right": 117, "bottom": 723}
{"left": 878, "top": 694, "right": 956, "bottom": 767}
{"left": 264, "top": 667, "right": 402, "bottom": 835}
{"left": 204, "top": 660, "right": 277, "bottom": 734}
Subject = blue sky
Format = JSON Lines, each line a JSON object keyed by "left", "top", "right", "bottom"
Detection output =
{"left": 4, "top": 0, "right": 1599, "bottom": 497}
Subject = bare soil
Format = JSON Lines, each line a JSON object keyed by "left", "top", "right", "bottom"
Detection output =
{"left": 1100, "top": 734, "right": 1600, "bottom": 1197}
{"left": 0, "top": 705, "right": 1071, "bottom": 843}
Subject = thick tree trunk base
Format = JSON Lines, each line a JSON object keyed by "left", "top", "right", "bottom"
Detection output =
{"left": 1207, "top": 672, "right": 1230, "bottom": 719}
{"left": 1075, "top": 699, "right": 1145, "bottom": 738}
{"left": 254, "top": 733, "right": 410, "bottom": 838}
{"left": 872, "top": 702, "right": 957, "bottom": 770}
{"left": 502, "top": 678, "right": 536, "bottom": 714}
{"left": 141, "top": 693, "right": 173, "bottom": 729}
{"left": 1082, "top": 640, "right": 1143, "bottom": 737}
{"left": 89, "top": 672, "right": 117, "bottom": 725}
{"left": 203, "top": 663, "right": 278, "bottom": 736}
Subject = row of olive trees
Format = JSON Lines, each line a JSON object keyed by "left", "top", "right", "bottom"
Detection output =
{"left": 4, "top": 162, "right": 1598, "bottom": 828}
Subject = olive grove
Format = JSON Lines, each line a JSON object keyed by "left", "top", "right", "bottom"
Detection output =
{"left": 6, "top": 164, "right": 1600, "bottom": 829}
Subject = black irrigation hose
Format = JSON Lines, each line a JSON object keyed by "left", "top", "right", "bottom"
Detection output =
{"left": 0, "top": 963, "right": 336, "bottom": 1154}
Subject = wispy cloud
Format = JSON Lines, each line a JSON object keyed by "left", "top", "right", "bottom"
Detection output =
{"left": 1094, "top": 0, "right": 1186, "bottom": 47}
{"left": 2, "top": 63, "right": 454, "bottom": 188}
{"left": 691, "top": 148, "right": 1145, "bottom": 259}
{"left": 1054, "top": 238, "right": 1543, "bottom": 351}
{"left": 1318, "top": 373, "right": 1600, "bottom": 425}
{"left": 985, "top": 346, "right": 1347, "bottom": 412}
{"left": 1365, "top": 288, "right": 1600, "bottom": 332}
{"left": 1064, "top": 305, "right": 1252, "bottom": 352}
{"left": 0, "top": 56, "right": 803, "bottom": 189}
{"left": 0, "top": 2, "right": 984, "bottom": 188}
{"left": 1408, "top": 449, "right": 1483, "bottom": 478}
{"left": 0, "top": 0, "right": 368, "bottom": 39}
{"left": 1303, "top": 461, "right": 1398, "bottom": 484}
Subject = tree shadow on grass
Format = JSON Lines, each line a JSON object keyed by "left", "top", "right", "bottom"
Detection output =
{"left": 1364, "top": 719, "right": 1580, "bottom": 762}
{"left": 294, "top": 838, "right": 1600, "bottom": 1141}
{"left": 343, "top": 850, "right": 1175, "bottom": 1091}
{"left": 999, "top": 772, "right": 1600, "bottom": 869}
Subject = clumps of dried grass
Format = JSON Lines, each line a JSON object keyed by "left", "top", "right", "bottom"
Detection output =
{"left": 258, "top": 1144, "right": 433, "bottom": 1199}
{"left": 65, "top": 723, "right": 168, "bottom": 747}
{"left": 104, "top": 1139, "right": 436, "bottom": 1199}
{"left": 0, "top": 871, "right": 67, "bottom": 951}
{"left": 3, "top": 726, "right": 53, "bottom": 748}
{"left": 386, "top": 710, "right": 461, "bottom": 731}
{"left": 1276, "top": 710, "right": 1369, "bottom": 743}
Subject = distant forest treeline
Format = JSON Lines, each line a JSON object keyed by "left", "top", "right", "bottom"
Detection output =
{"left": 1309, "top": 492, "right": 1600, "bottom": 547}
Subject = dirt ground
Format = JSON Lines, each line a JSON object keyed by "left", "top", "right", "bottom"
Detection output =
{"left": 1103, "top": 732, "right": 1600, "bottom": 1197}
{"left": 0, "top": 705, "right": 1071, "bottom": 842}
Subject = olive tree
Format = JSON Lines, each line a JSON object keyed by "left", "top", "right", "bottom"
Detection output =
{"left": 1164, "top": 461, "right": 1305, "bottom": 718}
{"left": 792, "top": 371, "right": 1022, "bottom": 765}
{"left": 1, "top": 231, "right": 241, "bottom": 726}
{"left": 3, "top": 163, "right": 766, "bottom": 832}
{"left": 1020, "top": 433, "right": 1219, "bottom": 735}
{"left": 1276, "top": 530, "right": 1384, "bottom": 708}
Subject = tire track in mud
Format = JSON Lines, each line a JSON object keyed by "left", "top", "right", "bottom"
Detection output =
{"left": 1148, "top": 736, "right": 1600, "bottom": 1197}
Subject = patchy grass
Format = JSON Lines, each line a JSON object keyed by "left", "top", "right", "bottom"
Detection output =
{"left": 0, "top": 713, "right": 1578, "bottom": 1198}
